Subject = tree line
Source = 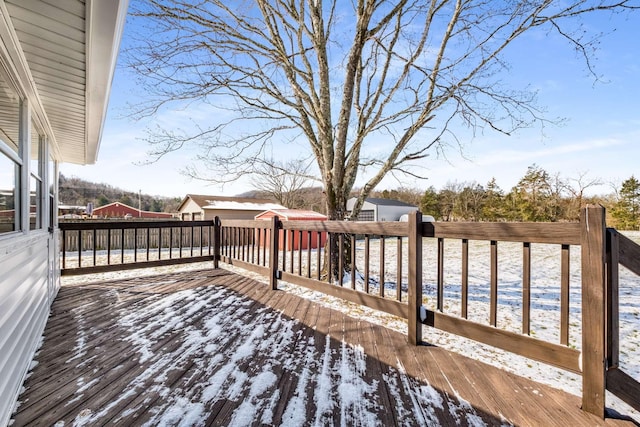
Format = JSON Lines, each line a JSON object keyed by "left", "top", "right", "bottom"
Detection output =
{"left": 59, "top": 175, "right": 182, "bottom": 213}
{"left": 366, "top": 165, "right": 638, "bottom": 230}
{"left": 250, "top": 163, "right": 639, "bottom": 230}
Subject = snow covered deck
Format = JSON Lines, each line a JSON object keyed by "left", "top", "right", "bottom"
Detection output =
{"left": 11, "top": 268, "right": 634, "bottom": 426}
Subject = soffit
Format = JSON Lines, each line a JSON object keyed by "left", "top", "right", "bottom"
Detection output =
{"left": 4, "top": 0, "right": 127, "bottom": 164}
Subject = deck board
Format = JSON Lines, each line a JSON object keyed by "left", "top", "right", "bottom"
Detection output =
{"left": 11, "top": 268, "right": 635, "bottom": 426}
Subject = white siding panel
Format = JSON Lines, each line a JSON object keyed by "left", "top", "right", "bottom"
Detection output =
{"left": 378, "top": 206, "right": 417, "bottom": 222}
{"left": 30, "top": 69, "right": 85, "bottom": 93}
{"left": 26, "top": 55, "right": 84, "bottom": 80}
{"left": 0, "top": 235, "right": 51, "bottom": 426}
{"left": 7, "top": 0, "right": 84, "bottom": 30}
{"left": 50, "top": 229, "right": 61, "bottom": 299}
{"left": 11, "top": 18, "right": 85, "bottom": 55}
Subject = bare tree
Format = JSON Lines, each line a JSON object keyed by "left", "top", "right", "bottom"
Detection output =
{"left": 251, "top": 158, "right": 316, "bottom": 208}
{"left": 126, "top": 0, "right": 638, "bottom": 221}
{"left": 565, "top": 170, "right": 603, "bottom": 220}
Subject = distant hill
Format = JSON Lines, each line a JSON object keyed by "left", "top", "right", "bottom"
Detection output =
{"left": 59, "top": 174, "right": 182, "bottom": 213}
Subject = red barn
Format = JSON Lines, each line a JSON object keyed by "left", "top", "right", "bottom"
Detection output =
{"left": 92, "top": 202, "right": 174, "bottom": 219}
{"left": 255, "top": 209, "right": 327, "bottom": 250}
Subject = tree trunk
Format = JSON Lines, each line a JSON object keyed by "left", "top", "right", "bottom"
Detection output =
{"left": 321, "top": 196, "right": 353, "bottom": 283}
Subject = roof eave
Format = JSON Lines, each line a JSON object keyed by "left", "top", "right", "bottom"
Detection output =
{"left": 84, "top": 0, "right": 129, "bottom": 165}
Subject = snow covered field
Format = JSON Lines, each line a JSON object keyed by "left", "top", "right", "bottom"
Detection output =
{"left": 61, "top": 230, "right": 640, "bottom": 422}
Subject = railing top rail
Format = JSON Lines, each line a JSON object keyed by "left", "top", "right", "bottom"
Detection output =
{"left": 281, "top": 220, "right": 409, "bottom": 236}
{"left": 221, "top": 217, "right": 581, "bottom": 244}
{"left": 59, "top": 220, "right": 214, "bottom": 231}
{"left": 424, "top": 222, "right": 581, "bottom": 245}
{"left": 615, "top": 228, "right": 640, "bottom": 276}
{"left": 220, "top": 219, "right": 274, "bottom": 229}
{"left": 220, "top": 218, "right": 410, "bottom": 236}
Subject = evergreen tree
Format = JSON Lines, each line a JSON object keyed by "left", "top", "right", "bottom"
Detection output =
{"left": 97, "top": 194, "right": 110, "bottom": 207}
{"left": 508, "top": 164, "right": 552, "bottom": 222}
{"left": 119, "top": 195, "right": 134, "bottom": 207}
{"left": 482, "top": 178, "right": 504, "bottom": 221}
{"left": 611, "top": 176, "right": 640, "bottom": 230}
{"left": 420, "top": 187, "right": 441, "bottom": 220}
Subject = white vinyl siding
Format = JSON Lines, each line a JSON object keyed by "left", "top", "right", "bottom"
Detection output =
{"left": 0, "top": 235, "right": 50, "bottom": 424}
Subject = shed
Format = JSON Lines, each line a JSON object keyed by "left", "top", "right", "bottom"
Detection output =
{"left": 177, "top": 194, "right": 286, "bottom": 221}
{"left": 255, "top": 209, "right": 328, "bottom": 250}
{"left": 346, "top": 197, "right": 418, "bottom": 221}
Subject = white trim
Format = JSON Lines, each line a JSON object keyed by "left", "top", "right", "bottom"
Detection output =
{"left": 0, "top": 137, "right": 20, "bottom": 163}
{"left": 85, "top": 0, "right": 129, "bottom": 164}
{"left": 18, "top": 97, "right": 29, "bottom": 232}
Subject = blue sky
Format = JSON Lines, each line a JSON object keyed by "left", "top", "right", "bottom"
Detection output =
{"left": 61, "top": 7, "right": 640, "bottom": 199}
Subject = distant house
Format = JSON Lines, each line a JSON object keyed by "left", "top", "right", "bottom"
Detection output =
{"left": 177, "top": 194, "right": 286, "bottom": 221}
{"left": 255, "top": 209, "right": 328, "bottom": 250}
{"left": 92, "top": 202, "right": 174, "bottom": 219}
{"left": 57, "top": 204, "right": 86, "bottom": 218}
{"left": 346, "top": 197, "right": 418, "bottom": 221}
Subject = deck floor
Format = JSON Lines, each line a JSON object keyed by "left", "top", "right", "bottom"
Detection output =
{"left": 11, "top": 268, "right": 635, "bottom": 426}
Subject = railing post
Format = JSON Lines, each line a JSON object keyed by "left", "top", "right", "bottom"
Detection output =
{"left": 213, "top": 217, "right": 221, "bottom": 269}
{"left": 606, "top": 228, "right": 619, "bottom": 370}
{"left": 580, "top": 205, "right": 607, "bottom": 417}
{"left": 269, "top": 216, "right": 280, "bottom": 290}
{"left": 408, "top": 210, "right": 423, "bottom": 345}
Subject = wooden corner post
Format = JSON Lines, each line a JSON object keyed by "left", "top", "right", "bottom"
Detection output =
{"left": 408, "top": 211, "right": 423, "bottom": 345}
{"left": 580, "top": 205, "right": 607, "bottom": 417}
{"left": 213, "top": 217, "right": 221, "bottom": 269}
{"left": 606, "top": 228, "right": 619, "bottom": 370}
{"left": 269, "top": 216, "right": 280, "bottom": 290}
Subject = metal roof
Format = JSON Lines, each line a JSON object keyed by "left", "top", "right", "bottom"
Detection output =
{"left": 203, "top": 200, "right": 287, "bottom": 212}
{"left": 255, "top": 209, "right": 327, "bottom": 221}
{"left": 3, "top": 0, "right": 128, "bottom": 164}
{"left": 363, "top": 197, "right": 417, "bottom": 208}
{"left": 178, "top": 194, "right": 279, "bottom": 211}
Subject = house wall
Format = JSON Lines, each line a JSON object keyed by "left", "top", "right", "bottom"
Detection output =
{"left": 0, "top": 232, "right": 55, "bottom": 424}
{"left": 0, "top": 12, "right": 61, "bottom": 424}
{"left": 178, "top": 199, "right": 205, "bottom": 221}
{"left": 378, "top": 205, "right": 417, "bottom": 221}
{"left": 204, "top": 209, "right": 263, "bottom": 221}
{"left": 93, "top": 203, "right": 174, "bottom": 219}
{"left": 94, "top": 203, "right": 140, "bottom": 218}
{"left": 347, "top": 199, "right": 417, "bottom": 221}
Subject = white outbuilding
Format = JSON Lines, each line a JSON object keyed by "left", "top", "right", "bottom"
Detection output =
{"left": 346, "top": 197, "right": 419, "bottom": 221}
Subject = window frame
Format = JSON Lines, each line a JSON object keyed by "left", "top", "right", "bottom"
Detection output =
{"left": 29, "top": 124, "right": 44, "bottom": 230}
{"left": 0, "top": 88, "right": 23, "bottom": 236}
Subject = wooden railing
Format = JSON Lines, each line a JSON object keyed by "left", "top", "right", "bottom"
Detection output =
{"left": 60, "top": 220, "right": 216, "bottom": 275}
{"left": 216, "top": 206, "right": 639, "bottom": 418}
{"left": 59, "top": 206, "right": 639, "bottom": 417}
{"left": 219, "top": 217, "right": 410, "bottom": 318}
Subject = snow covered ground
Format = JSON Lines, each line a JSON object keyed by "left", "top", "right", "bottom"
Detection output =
{"left": 60, "top": 230, "right": 640, "bottom": 422}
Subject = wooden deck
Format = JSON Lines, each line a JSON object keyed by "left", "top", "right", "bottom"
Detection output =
{"left": 11, "top": 268, "right": 636, "bottom": 426}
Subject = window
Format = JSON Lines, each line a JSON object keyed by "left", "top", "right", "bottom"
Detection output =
{"left": 0, "top": 68, "right": 21, "bottom": 234}
{"left": 358, "top": 210, "right": 375, "bottom": 221}
{"left": 30, "top": 123, "right": 43, "bottom": 230}
{"left": 0, "top": 154, "right": 18, "bottom": 233}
